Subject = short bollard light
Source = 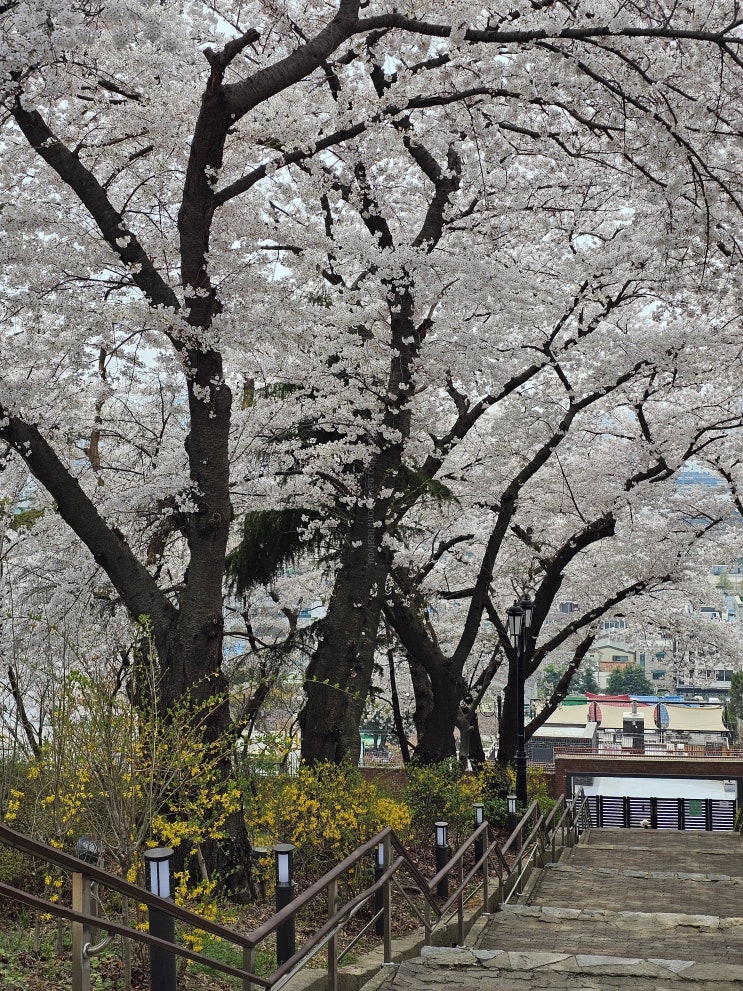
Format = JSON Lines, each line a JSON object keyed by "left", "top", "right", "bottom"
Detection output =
{"left": 274, "top": 843, "right": 296, "bottom": 966}
{"left": 144, "top": 847, "right": 176, "bottom": 991}
{"left": 374, "top": 841, "right": 385, "bottom": 936}
{"left": 435, "top": 821, "right": 449, "bottom": 898}
{"left": 473, "top": 803, "right": 485, "bottom": 872}
{"left": 145, "top": 847, "right": 174, "bottom": 898}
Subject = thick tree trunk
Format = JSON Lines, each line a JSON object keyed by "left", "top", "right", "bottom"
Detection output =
{"left": 300, "top": 513, "right": 388, "bottom": 764}
{"left": 457, "top": 707, "right": 486, "bottom": 770}
{"left": 413, "top": 663, "right": 462, "bottom": 765}
{"left": 388, "top": 649, "right": 412, "bottom": 763}
{"left": 408, "top": 656, "right": 433, "bottom": 747}
{"left": 153, "top": 597, "right": 254, "bottom": 900}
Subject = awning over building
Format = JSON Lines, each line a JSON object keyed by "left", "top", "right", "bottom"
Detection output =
{"left": 531, "top": 723, "right": 597, "bottom": 740}
{"left": 540, "top": 700, "right": 727, "bottom": 734}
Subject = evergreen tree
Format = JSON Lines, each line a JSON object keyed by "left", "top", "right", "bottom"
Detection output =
{"left": 607, "top": 665, "right": 653, "bottom": 696}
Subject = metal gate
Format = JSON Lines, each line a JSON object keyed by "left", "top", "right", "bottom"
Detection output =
{"left": 585, "top": 795, "right": 736, "bottom": 830}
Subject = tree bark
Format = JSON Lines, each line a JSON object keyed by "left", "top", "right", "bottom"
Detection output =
{"left": 388, "top": 650, "right": 412, "bottom": 764}
{"left": 457, "top": 707, "right": 486, "bottom": 770}
{"left": 414, "top": 664, "right": 462, "bottom": 764}
{"left": 300, "top": 511, "right": 389, "bottom": 764}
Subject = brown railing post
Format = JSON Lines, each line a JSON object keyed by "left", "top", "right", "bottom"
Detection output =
{"left": 496, "top": 851, "right": 504, "bottom": 905}
{"left": 242, "top": 946, "right": 255, "bottom": 991}
{"left": 327, "top": 877, "right": 338, "bottom": 991}
{"left": 382, "top": 834, "right": 392, "bottom": 963}
{"left": 457, "top": 857, "right": 464, "bottom": 946}
{"left": 551, "top": 819, "right": 557, "bottom": 862}
{"left": 482, "top": 833, "right": 490, "bottom": 913}
{"left": 423, "top": 899, "right": 432, "bottom": 947}
{"left": 71, "top": 872, "right": 92, "bottom": 991}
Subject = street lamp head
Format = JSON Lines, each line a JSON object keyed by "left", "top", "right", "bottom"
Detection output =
{"left": 507, "top": 603, "right": 523, "bottom": 642}
{"left": 519, "top": 595, "right": 534, "bottom": 630}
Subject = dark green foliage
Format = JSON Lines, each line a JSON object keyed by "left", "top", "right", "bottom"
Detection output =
{"left": 539, "top": 660, "right": 598, "bottom": 697}
{"left": 392, "top": 464, "right": 455, "bottom": 509}
{"left": 729, "top": 672, "right": 743, "bottom": 719}
{"left": 606, "top": 663, "right": 653, "bottom": 695}
{"left": 0, "top": 848, "right": 41, "bottom": 903}
{"left": 226, "top": 509, "right": 322, "bottom": 595}
{"left": 259, "top": 382, "right": 303, "bottom": 401}
{"left": 573, "top": 664, "right": 599, "bottom": 693}
{"left": 727, "top": 672, "right": 743, "bottom": 736}
{"left": 479, "top": 760, "right": 511, "bottom": 798}
{"left": 9, "top": 506, "right": 44, "bottom": 530}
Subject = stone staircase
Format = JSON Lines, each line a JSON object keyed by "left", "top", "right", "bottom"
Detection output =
{"left": 369, "top": 828, "right": 743, "bottom": 991}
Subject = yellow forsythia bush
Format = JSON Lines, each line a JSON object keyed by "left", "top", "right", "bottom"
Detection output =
{"left": 245, "top": 762, "right": 411, "bottom": 882}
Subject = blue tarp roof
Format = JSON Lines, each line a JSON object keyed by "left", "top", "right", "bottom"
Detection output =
{"left": 629, "top": 695, "right": 684, "bottom": 704}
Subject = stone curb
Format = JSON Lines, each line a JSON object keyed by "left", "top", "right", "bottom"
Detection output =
{"left": 496, "top": 903, "right": 743, "bottom": 930}
{"left": 416, "top": 944, "right": 743, "bottom": 981}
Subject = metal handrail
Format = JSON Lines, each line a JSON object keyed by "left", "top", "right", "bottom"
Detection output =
{"left": 0, "top": 875, "right": 266, "bottom": 985}
{"left": 0, "top": 791, "right": 587, "bottom": 991}
{"left": 0, "top": 820, "right": 255, "bottom": 944}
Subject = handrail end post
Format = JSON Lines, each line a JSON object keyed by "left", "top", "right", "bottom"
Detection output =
{"left": 72, "top": 872, "right": 92, "bottom": 991}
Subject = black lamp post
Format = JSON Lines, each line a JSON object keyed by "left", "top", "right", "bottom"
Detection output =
{"left": 274, "top": 843, "right": 296, "bottom": 966}
{"left": 473, "top": 802, "right": 485, "bottom": 873}
{"left": 434, "top": 821, "right": 449, "bottom": 898}
{"left": 507, "top": 595, "right": 533, "bottom": 808}
{"left": 144, "top": 847, "right": 176, "bottom": 991}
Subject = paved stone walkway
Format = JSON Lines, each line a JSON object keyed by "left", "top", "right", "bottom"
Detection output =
{"left": 367, "top": 827, "right": 743, "bottom": 991}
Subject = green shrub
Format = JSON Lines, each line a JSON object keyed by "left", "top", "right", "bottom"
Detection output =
{"left": 404, "top": 759, "right": 481, "bottom": 844}
{"left": 476, "top": 762, "right": 555, "bottom": 826}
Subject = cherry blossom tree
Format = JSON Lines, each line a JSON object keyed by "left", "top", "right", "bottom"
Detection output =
{"left": 382, "top": 353, "right": 743, "bottom": 764}
{"left": 2, "top": 1, "right": 743, "bottom": 887}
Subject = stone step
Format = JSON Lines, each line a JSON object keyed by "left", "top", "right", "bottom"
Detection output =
{"left": 564, "top": 843, "right": 742, "bottom": 876}
{"left": 524, "top": 861, "right": 743, "bottom": 917}
{"left": 473, "top": 903, "right": 743, "bottom": 964}
{"left": 580, "top": 826, "right": 742, "bottom": 854}
{"left": 375, "top": 944, "right": 743, "bottom": 991}
{"left": 364, "top": 828, "right": 743, "bottom": 991}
